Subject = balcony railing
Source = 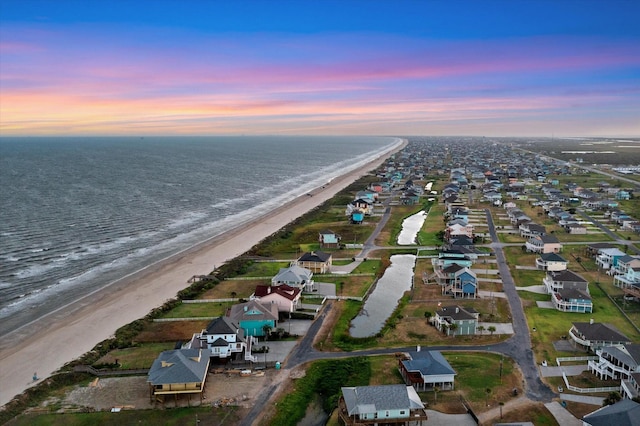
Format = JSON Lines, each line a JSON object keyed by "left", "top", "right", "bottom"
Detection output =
{"left": 337, "top": 397, "right": 428, "bottom": 426}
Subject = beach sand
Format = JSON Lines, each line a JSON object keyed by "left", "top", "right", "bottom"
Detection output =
{"left": 0, "top": 139, "right": 406, "bottom": 408}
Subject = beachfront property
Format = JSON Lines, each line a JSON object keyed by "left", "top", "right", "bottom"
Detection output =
{"left": 251, "top": 284, "right": 301, "bottom": 313}
{"left": 346, "top": 198, "right": 374, "bottom": 216}
{"left": 398, "top": 349, "right": 456, "bottom": 392}
{"left": 610, "top": 255, "right": 640, "bottom": 277}
{"left": 185, "top": 316, "right": 256, "bottom": 362}
{"left": 434, "top": 305, "right": 478, "bottom": 336}
{"left": 271, "top": 264, "right": 315, "bottom": 291}
{"left": 227, "top": 300, "right": 279, "bottom": 338}
{"left": 525, "top": 234, "right": 562, "bottom": 254}
{"left": 338, "top": 384, "right": 428, "bottom": 426}
{"left": 582, "top": 399, "right": 640, "bottom": 426}
{"left": 568, "top": 321, "right": 631, "bottom": 352}
{"left": 296, "top": 251, "right": 332, "bottom": 274}
{"left": 147, "top": 349, "right": 210, "bottom": 404}
{"left": 536, "top": 252, "right": 569, "bottom": 271}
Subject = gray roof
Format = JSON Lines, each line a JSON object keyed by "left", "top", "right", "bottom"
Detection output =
{"left": 583, "top": 399, "right": 640, "bottom": 426}
{"left": 556, "top": 288, "right": 591, "bottom": 301}
{"left": 148, "top": 349, "right": 209, "bottom": 386}
{"left": 205, "top": 316, "right": 243, "bottom": 337}
{"left": 601, "top": 344, "right": 640, "bottom": 368}
{"left": 548, "top": 269, "right": 587, "bottom": 283}
{"left": 341, "top": 384, "right": 424, "bottom": 416}
{"left": 436, "top": 305, "right": 477, "bottom": 321}
{"left": 272, "top": 264, "right": 313, "bottom": 284}
{"left": 539, "top": 234, "right": 560, "bottom": 244}
{"left": 228, "top": 300, "right": 278, "bottom": 323}
{"left": 572, "top": 322, "right": 630, "bottom": 343}
{"left": 539, "top": 253, "right": 567, "bottom": 262}
{"left": 401, "top": 350, "right": 456, "bottom": 376}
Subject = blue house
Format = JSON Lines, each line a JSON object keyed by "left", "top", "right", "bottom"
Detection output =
{"left": 350, "top": 210, "right": 364, "bottom": 224}
{"left": 228, "top": 300, "right": 279, "bottom": 337}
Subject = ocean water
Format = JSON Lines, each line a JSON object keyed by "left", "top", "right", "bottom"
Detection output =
{"left": 0, "top": 136, "right": 400, "bottom": 337}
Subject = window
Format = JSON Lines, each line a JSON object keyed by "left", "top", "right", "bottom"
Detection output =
{"left": 400, "top": 410, "right": 406, "bottom": 415}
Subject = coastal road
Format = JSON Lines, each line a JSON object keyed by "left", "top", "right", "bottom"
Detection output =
{"left": 483, "top": 209, "right": 555, "bottom": 402}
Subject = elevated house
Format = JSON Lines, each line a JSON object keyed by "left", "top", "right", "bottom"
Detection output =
{"left": 398, "top": 350, "right": 456, "bottom": 392}
{"left": 543, "top": 270, "right": 592, "bottom": 313}
{"left": 318, "top": 229, "right": 341, "bottom": 249}
{"left": 525, "top": 234, "right": 562, "bottom": 254}
{"left": 536, "top": 252, "right": 569, "bottom": 271}
{"left": 569, "top": 321, "right": 631, "bottom": 352}
{"left": 227, "top": 300, "right": 279, "bottom": 338}
{"left": 444, "top": 223, "right": 474, "bottom": 241}
{"left": 622, "top": 372, "right": 640, "bottom": 400}
{"left": 296, "top": 251, "right": 332, "bottom": 274}
{"left": 346, "top": 198, "right": 374, "bottom": 216}
{"left": 588, "top": 343, "right": 640, "bottom": 383}
{"left": 147, "top": 349, "right": 210, "bottom": 403}
{"left": 442, "top": 267, "right": 477, "bottom": 299}
{"left": 596, "top": 248, "right": 627, "bottom": 271}
{"left": 614, "top": 266, "right": 640, "bottom": 290}
{"left": 519, "top": 222, "right": 547, "bottom": 239}
{"left": 339, "top": 384, "right": 428, "bottom": 426}
{"left": 251, "top": 284, "right": 301, "bottom": 313}
{"left": 434, "top": 305, "right": 478, "bottom": 336}
{"left": 431, "top": 251, "right": 474, "bottom": 269}
{"left": 611, "top": 255, "right": 640, "bottom": 277}
{"left": 272, "top": 264, "right": 314, "bottom": 291}
{"left": 350, "top": 209, "right": 365, "bottom": 224}
{"left": 186, "top": 316, "right": 255, "bottom": 362}
{"left": 552, "top": 288, "right": 592, "bottom": 313}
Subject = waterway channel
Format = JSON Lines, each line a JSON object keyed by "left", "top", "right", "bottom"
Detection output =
{"left": 397, "top": 210, "right": 426, "bottom": 245}
{"left": 349, "top": 254, "right": 416, "bottom": 338}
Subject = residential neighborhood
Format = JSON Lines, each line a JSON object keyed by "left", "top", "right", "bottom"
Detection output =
{"left": 11, "top": 137, "right": 640, "bottom": 426}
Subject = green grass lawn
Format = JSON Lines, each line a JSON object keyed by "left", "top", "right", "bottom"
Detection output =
{"left": 95, "top": 342, "right": 176, "bottom": 369}
{"left": 158, "top": 301, "right": 232, "bottom": 319}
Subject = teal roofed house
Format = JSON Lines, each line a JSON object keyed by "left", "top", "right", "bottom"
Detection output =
{"left": 228, "top": 300, "right": 279, "bottom": 338}
{"left": 318, "top": 229, "right": 341, "bottom": 249}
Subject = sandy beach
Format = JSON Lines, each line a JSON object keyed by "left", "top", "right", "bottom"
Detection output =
{"left": 0, "top": 139, "right": 406, "bottom": 408}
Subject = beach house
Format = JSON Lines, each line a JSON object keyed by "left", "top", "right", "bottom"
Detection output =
{"left": 569, "top": 321, "right": 631, "bottom": 352}
{"left": 318, "top": 229, "right": 341, "bottom": 249}
{"left": 271, "top": 264, "right": 314, "bottom": 291}
{"left": 398, "top": 349, "right": 456, "bottom": 391}
{"left": 227, "top": 300, "right": 279, "bottom": 338}
{"left": 583, "top": 399, "right": 640, "bottom": 426}
{"left": 338, "top": 384, "right": 428, "bottom": 426}
{"left": 536, "top": 252, "right": 568, "bottom": 271}
{"left": 186, "top": 316, "right": 255, "bottom": 362}
{"left": 434, "top": 305, "right": 478, "bottom": 336}
{"left": 525, "top": 234, "right": 562, "bottom": 254}
{"left": 252, "top": 284, "right": 301, "bottom": 313}
{"left": 296, "top": 251, "right": 332, "bottom": 273}
{"left": 147, "top": 348, "right": 210, "bottom": 403}
{"left": 588, "top": 343, "right": 640, "bottom": 382}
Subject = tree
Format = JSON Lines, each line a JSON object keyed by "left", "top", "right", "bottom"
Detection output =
{"left": 477, "top": 325, "right": 485, "bottom": 335}
{"left": 603, "top": 391, "right": 621, "bottom": 406}
{"left": 262, "top": 324, "right": 273, "bottom": 340}
{"left": 230, "top": 291, "right": 237, "bottom": 299}
{"left": 424, "top": 311, "right": 432, "bottom": 320}
{"left": 448, "top": 323, "right": 459, "bottom": 336}
{"left": 488, "top": 326, "right": 497, "bottom": 336}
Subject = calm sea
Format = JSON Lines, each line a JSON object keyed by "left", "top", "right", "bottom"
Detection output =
{"left": 0, "top": 136, "right": 400, "bottom": 337}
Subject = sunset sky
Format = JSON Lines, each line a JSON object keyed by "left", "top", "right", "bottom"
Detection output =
{"left": 1, "top": 0, "right": 639, "bottom": 137}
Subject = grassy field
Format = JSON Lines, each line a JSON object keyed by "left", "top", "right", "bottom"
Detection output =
{"left": 95, "top": 342, "right": 176, "bottom": 369}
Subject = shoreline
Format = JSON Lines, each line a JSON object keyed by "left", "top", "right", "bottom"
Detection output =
{"left": 0, "top": 138, "right": 407, "bottom": 408}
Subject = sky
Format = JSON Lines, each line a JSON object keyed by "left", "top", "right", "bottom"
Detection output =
{"left": 1, "top": 0, "right": 639, "bottom": 137}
